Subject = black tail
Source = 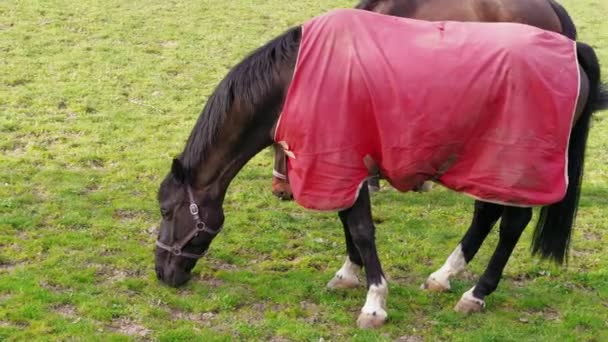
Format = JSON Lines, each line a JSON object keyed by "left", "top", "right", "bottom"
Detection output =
{"left": 595, "top": 83, "right": 608, "bottom": 111}
{"left": 531, "top": 42, "right": 605, "bottom": 264}
{"left": 547, "top": 0, "right": 577, "bottom": 40}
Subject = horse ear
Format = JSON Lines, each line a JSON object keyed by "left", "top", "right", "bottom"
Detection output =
{"left": 171, "top": 158, "right": 186, "bottom": 184}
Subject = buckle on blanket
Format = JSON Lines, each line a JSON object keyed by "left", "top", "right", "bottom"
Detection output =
{"left": 277, "top": 141, "right": 296, "bottom": 159}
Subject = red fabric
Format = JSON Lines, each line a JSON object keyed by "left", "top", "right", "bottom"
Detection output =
{"left": 274, "top": 9, "right": 580, "bottom": 211}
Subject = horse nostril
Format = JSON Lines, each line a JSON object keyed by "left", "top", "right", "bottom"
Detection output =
{"left": 155, "top": 267, "right": 163, "bottom": 281}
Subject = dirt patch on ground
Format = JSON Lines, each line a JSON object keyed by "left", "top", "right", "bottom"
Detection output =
{"left": 107, "top": 270, "right": 129, "bottom": 282}
{"left": 537, "top": 308, "right": 561, "bottom": 322}
{"left": 113, "top": 209, "right": 145, "bottom": 224}
{"left": 80, "top": 183, "right": 101, "bottom": 195}
{"left": 161, "top": 41, "right": 178, "bottom": 49}
{"left": 0, "top": 320, "right": 28, "bottom": 328}
{"left": 563, "top": 281, "right": 595, "bottom": 293}
{"left": 171, "top": 309, "right": 216, "bottom": 327}
{"left": 269, "top": 337, "right": 292, "bottom": 342}
{"left": 228, "top": 302, "right": 286, "bottom": 326}
{"left": 571, "top": 248, "right": 594, "bottom": 258}
{"left": 508, "top": 273, "right": 534, "bottom": 288}
{"left": 396, "top": 336, "right": 424, "bottom": 342}
{"left": 39, "top": 280, "right": 71, "bottom": 294}
{"left": 518, "top": 307, "right": 562, "bottom": 324}
{"left": 206, "top": 259, "right": 239, "bottom": 271}
{"left": 94, "top": 264, "right": 146, "bottom": 284}
{"left": 196, "top": 273, "right": 225, "bottom": 287}
{"left": 0, "top": 260, "right": 26, "bottom": 273}
{"left": 388, "top": 274, "right": 421, "bottom": 287}
{"left": 2, "top": 140, "right": 27, "bottom": 157}
{"left": 582, "top": 229, "right": 603, "bottom": 241}
{"left": 53, "top": 304, "right": 77, "bottom": 318}
{"left": 300, "top": 300, "right": 322, "bottom": 324}
{"left": 168, "top": 306, "right": 234, "bottom": 335}
{"left": 110, "top": 317, "right": 152, "bottom": 338}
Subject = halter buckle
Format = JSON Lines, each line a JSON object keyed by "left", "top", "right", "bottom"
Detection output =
{"left": 189, "top": 203, "right": 199, "bottom": 215}
{"left": 171, "top": 246, "right": 182, "bottom": 256}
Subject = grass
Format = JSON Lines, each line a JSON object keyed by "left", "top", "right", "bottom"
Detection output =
{"left": 1, "top": 0, "right": 607, "bottom": 340}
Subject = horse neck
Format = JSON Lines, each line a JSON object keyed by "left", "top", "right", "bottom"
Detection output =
{"left": 188, "top": 111, "right": 274, "bottom": 203}
{"left": 182, "top": 26, "right": 300, "bottom": 203}
{"left": 190, "top": 83, "right": 293, "bottom": 204}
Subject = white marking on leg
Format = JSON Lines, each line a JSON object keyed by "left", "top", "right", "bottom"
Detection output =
{"left": 454, "top": 286, "right": 485, "bottom": 313}
{"left": 357, "top": 277, "right": 388, "bottom": 328}
{"left": 461, "top": 287, "right": 485, "bottom": 306}
{"left": 424, "top": 244, "right": 467, "bottom": 291}
{"left": 327, "top": 257, "right": 361, "bottom": 289}
{"left": 362, "top": 277, "right": 388, "bottom": 313}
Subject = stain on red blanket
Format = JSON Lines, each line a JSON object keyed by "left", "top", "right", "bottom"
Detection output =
{"left": 274, "top": 9, "right": 580, "bottom": 211}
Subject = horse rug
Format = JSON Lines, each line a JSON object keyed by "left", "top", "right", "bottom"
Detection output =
{"left": 274, "top": 9, "right": 580, "bottom": 211}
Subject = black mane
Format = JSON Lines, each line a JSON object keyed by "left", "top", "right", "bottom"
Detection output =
{"left": 179, "top": 25, "right": 302, "bottom": 176}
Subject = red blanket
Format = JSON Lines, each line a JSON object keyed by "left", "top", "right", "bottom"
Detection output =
{"left": 274, "top": 9, "right": 580, "bottom": 211}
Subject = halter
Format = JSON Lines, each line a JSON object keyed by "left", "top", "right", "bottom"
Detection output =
{"left": 155, "top": 187, "right": 223, "bottom": 259}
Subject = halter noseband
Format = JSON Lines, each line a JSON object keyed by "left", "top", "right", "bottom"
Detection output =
{"left": 155, "top": 187, "right": 223, "bottom": 259}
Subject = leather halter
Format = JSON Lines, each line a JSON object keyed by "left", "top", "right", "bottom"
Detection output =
{"left": 155, "top": 187, "right": 223, "bottom": 259}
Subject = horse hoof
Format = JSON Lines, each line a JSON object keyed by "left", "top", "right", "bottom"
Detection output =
{"left": 327, "top": 274, "right": 360, "bottom": 289}
{"left": 454, "top": 293, "right": 485, "bottom": 314}
{"left": 421, "top": 276, "right": 450, "bottom": 292}
{"left": 357, "top": 309, "right": 387, "bottom": 329}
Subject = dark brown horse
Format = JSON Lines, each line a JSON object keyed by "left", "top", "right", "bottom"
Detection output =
{"left": 270, "top": 0, "right": 577, "bottom": 200}
{"left": 154, "top": 8, "right": 607, "bottom": 329}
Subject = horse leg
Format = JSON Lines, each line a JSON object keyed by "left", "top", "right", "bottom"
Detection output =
{"left": 368, "top": 175, "right": 381, "bottom": 193}
{"left": 423, "top": 200, "right": 503, "bottom": 292}
{"left": 327, "top": 214, "right": 363, "bottom": 289}
{"left": 455, "top": 206, "right": 532, "bottom": 313}
{"left": 339, "top": 183, "right": 388, "bottom": 329}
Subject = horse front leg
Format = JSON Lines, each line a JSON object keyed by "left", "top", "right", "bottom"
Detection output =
{"left": 455, "top": 206, "right": 532, "bottom": 313}
{"left": 423, "top": 200, "right": 503, "bottom": 292}
{"left": 339, "top": 182, "right": 388, "bottom": 329}
{"left": 327, "top": 214, "right": 363, "bottom": 289}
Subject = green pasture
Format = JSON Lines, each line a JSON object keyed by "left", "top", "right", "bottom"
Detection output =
{"left": 1, "top": 0, "right": 607, "bottom": 340}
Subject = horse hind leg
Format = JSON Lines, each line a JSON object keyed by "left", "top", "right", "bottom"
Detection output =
{"left": 423, "top": 200, "right": 503, "bottom": 292}
{"left": 455, "top": 206, "right": 532, "bottom": 313}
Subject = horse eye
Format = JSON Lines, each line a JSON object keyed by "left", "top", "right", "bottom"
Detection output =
{"left": 160, "top": 208, "right": 171, "bottom": 219}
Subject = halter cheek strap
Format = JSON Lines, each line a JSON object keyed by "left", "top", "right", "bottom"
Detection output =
{"left": 155, "top": 187, "right": 223, "bottom": 259}
{"left": 272, "top": 169, "right": 287, "bottom": 180}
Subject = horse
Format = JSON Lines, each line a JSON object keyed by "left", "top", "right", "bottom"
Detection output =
{"left": 270, "top": 0, "right": 577, "bottom": 201}
{"left": 154, "top": 9, "right": 608, "bottom": 329}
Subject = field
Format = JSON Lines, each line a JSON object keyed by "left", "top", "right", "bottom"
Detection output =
{"left": 1, "top": 0, "right": 607, "bottom": 340}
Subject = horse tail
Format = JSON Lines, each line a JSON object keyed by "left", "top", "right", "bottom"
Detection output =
{"left": 531, "top": 42, "right": 604, "bottom": 263}
{"left": 547, "top": 0, "right": 577, "bottom": 40}
{"left": 595, "top": 83, "right": 608, "bottom": 111}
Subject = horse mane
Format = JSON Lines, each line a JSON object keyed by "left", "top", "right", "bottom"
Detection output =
{"left": 179, "top": 25, "right": 302, "bottom": 177}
